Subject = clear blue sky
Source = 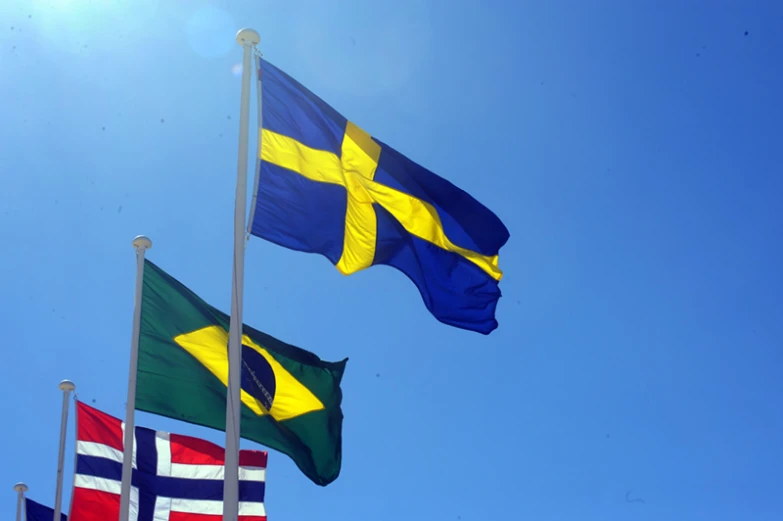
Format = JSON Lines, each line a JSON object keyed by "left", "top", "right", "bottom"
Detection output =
{"left": 1, "top": 0, "right": 782, "bottom": 520}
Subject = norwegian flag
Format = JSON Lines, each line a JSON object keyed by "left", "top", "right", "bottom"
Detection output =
{"left": 70, "top": 402, "right": 267, "bottom": 521}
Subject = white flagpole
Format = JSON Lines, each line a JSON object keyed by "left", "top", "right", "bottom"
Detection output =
{"left": 14, "top": 482, "right": 27, "bottom": 521}
{"left": 119, "top": 235, "right": 152, "bottom": 521}
{"left": 53, "top": 380, "right": 75, "bottom": 521}
{"left": 223, "top": 28, "right": 260, "bottom": 521}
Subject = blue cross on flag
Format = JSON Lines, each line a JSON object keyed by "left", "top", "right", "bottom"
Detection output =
{"left": 70, "top": 402, "right": 268, "bottom": 521}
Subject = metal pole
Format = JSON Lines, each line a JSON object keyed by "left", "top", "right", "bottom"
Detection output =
{"left": 53, "top": 380, "right": 75, "bottom": 521}
{"left": 14, "top": 482, "right": 27, "bottom": 521}
{"left": 223, "top": 28, "right": 260, "bottom": 521}
{"left": 119, "top": 235, "right": 152, "bottom": 521}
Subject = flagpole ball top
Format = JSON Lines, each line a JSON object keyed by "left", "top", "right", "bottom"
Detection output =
{"left": 132, "top": 235, "right": 152, "bottom": 251}
{"left": 59, "top": 379, "right": 75, "bottom": 392}
{"left": 236, "top": 28, "right": 260, "bottom": 46}
{"left": 13, "top": 482, "right": 27, "bottom": 493}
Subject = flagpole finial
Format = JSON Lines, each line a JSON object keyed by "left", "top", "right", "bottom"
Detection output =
{"left": 13, "top": 482, "right": 27, "bottom": 493}
{"left": 132, "top": 235, "right": 152, "bottom": 251}
{"left": 236, "top": 28, "right": 260, "bottom": 47}
{"left": 59, "top": 380, "right": 75, "bottom": 392}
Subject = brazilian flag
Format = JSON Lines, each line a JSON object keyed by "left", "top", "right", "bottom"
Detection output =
{"left": 136, "top": 259, "right": 347, "bottom": 486}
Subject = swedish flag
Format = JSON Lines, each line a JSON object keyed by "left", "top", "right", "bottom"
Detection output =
{"left": 250, "top": 58, "right": 510, "bottom": 334}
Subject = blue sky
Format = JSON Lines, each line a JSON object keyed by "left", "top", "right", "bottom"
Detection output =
{"left": 1, "top": 0, "right": 782, "bottom": 520}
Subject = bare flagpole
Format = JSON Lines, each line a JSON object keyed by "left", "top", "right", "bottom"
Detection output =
{"left": 14, "top": 483, "right": 27, "bottom": 521}
{"left": 119, "top": 235, "right": 152, "bottom": 521}
{"left": 53, "top": 380, "right": 75, "bottom": 521}
{"left": 223, "top": 28, "right": 260, "bottom": 521}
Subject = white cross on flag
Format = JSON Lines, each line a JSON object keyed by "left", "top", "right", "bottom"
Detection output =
{"left": 69, "top": 402, "right": 267, "bottom": 521}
